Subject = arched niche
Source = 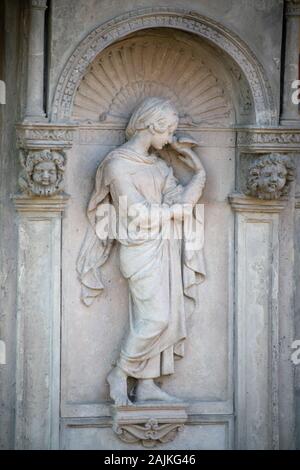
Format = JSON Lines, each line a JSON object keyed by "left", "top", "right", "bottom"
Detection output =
{"left": 59, "top": 13, "right": 239, "bottom": 425}
{"left": 51, "top": 7, "right": 276, "bottom": 126}
{"left": 71, "top": 28, "right": 254, "bottom": 128}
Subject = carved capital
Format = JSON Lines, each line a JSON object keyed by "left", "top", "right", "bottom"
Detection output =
{"left": 14, "top": 194, "right": 69, "bottom": 213}
{"left": 228, "top": 193, "right": 287, "bottom": 213}
{"left": 111, "top": 403, "right": 187, "bottom": 448}
{"left": 30, "top": 0, "right": 47, "bottom": 10}
{"left": 18, "top": 149, "right": 67, "bottom": 197}
{"left": 286, "top": 0, "right": 300, "bottom": 16}
{"left": 237, "top": 129, "right": 300, "bottom": 152}
{"left": 16, "top": 124, "right": 76, "bottom": 150}
{"left": 245, "top": 154, "right": 295, "bottom": 201}
{"left": 15, "top": 124, "right": 75, "bottom": 201}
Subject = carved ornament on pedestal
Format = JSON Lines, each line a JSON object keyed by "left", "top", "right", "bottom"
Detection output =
{"left": 111, "top": 404, "right": 187, "bottom": 448}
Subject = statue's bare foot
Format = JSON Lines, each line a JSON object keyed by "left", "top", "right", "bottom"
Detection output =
{"left": 136, "top": 379, "right": 182, "bottom": 403}
{"left": 107, "top": 367, "right": 132, "bottom": 406}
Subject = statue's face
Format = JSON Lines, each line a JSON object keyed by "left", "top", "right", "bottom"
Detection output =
{"left": 151, "top": 112, "right": 178, "bottom": 150}
{"left": 151, "top": 127, "right": 174, "bottom": 150}
{"left": 258, "top": 163, "right": 287, "bottom": 195}
{"left": 32, "top": 161, "right": 57, "bottom": 186}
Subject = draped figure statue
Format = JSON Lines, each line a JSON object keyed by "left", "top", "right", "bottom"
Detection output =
{"left": 77, "top": 97, "right": 206, "bottom": 405}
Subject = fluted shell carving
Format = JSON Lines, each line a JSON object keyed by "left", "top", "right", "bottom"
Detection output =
{"left": 72, "top": 34, "right": 233, "bottom": 126}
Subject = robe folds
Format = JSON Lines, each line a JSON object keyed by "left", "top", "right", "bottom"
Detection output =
{"left": 77, "top": 148, "right": 206, "bottom": 379}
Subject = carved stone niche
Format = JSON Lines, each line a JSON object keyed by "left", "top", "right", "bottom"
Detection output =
{"left": 72, "top": 29, "right": 239, "bottom": 127}
{"left": 111, "top": 403, "right": 188, "bottom": 448}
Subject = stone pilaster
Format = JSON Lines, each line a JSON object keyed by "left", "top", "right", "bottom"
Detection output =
{"left": 229, "top": 194, "right": 286, "bottom": 449}
{"left": 281, "top": 0, "right": 300, "bottom": 126}
{"left": 13, "top": 124, "right": 75, "bottom": 449}
{"left": 235, "top": 129, "right": 298, "bottom": 449}
{"left": 25, "top": 0, "right": 48, "bottom": 120}
{"left": 14, "top": 195, "right": 68, "bottom": 449}
{"left": 294, "top": 194, "right": 300, "bottom": 449}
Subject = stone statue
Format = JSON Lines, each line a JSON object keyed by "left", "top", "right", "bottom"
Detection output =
{"left": 246, "top": 153, "right": 294, "bottom": 200}
{"left": 19, "top": 149, "right": 66, "bottom": 196}
{"left": 77, "top": 97, "right": 206, "bottom": 405}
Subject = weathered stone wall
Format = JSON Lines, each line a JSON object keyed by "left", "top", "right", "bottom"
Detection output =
{"left": 1, "top": 0, "right": 299, "bottom": 450}
{"left": 0, "top": 0, "right": 28, "bottom": 450}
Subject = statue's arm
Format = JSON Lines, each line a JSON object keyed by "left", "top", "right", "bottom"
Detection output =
{"left": 180, "top": 155, "right": 206, "bottom": 206}
{"left": 169, "top": 142, "right": 206, "bottom": 206}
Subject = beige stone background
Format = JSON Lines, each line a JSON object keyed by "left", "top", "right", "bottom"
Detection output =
{"left": 1, "top": 0, "right": 299, "bottom": 450}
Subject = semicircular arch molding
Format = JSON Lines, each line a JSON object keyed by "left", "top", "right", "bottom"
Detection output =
{"left": 72, "top": 30, "right": 238, "bottom": 127}
{"left": 51, "top": 7, "right": 276, "bottom": 126}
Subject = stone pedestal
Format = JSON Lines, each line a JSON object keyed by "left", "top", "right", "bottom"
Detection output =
{"left": 14, "top": 195, "right": 69, "bottom": 449}
{"left": 111, "top": 403, "right": 188, "bottom": 448}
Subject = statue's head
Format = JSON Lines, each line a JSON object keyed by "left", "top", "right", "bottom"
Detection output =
{"left": 125, "top": 97, "right": 179, "bottom": 150}
{"left": 20, "top": 149, "right": 65, "bottom": 196}
{"left": 247, "top": 153, "right": 294, "bottom": 200}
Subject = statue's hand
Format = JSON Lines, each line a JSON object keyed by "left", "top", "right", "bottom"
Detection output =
{"left": 170, "top": 135, "right": 203, "bottom": 173}
{"left": 169, "top": 134, "right": 198, "bottom": 153}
